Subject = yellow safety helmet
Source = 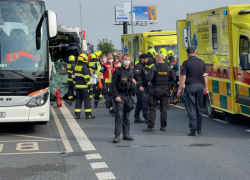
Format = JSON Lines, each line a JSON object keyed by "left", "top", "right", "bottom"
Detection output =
{"left": 94, "top": 51, "right": 100, "bottom": 57}
{"left": 69, "top": 55, "right": 75, "bottom": 62}
{"left": 90, "top": 53, "right": 97, "bottom": 60}
{"left": 148, "top": 48, "right": 156, "bottom": 58}
{"left": 78, "top": 54, "right": 88, "bottom": 62}
{"left": 98, "top": 50, "right": 102, "bottom": 54}
{"left": 113, "top": 52, "right": 117, "bottom": 56}
{"left": 168, "top": 50, "right": 174, "bottom": 56}
{"left": 159, "top": 48, "right": 167, "bottom": 55}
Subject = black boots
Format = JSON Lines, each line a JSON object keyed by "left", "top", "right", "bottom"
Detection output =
{"left": 113, "top": 135, "right": 120, "bottom": 143}
{"left": 143, "top": 127, "right": 155, "bottom": 132}
{"left": 86, "top": 115, "right": 95, "bottom": 119}
{"left": 123, "top": 134, "right": 134, "bottom": 141}
{"left": 134, "top": 117, "right": 145, "bottom": 123}
{"left": 105, "top": 100, "right": 110, "bottom": 108}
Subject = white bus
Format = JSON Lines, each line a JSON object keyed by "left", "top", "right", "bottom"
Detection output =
{"left": 0, "top": 0, "right": 57, "bottom": 123}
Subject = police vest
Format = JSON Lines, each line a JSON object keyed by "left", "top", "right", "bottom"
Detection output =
{"left": 102, "top": 62, "right": 119, "bottom": 83}
{"left": 66, "top": 62, "right": 75, "bottom": 82}
{"left": 153, "top": 64, "right": 171, "bottom": 88}
{"left": 117, "top": 67, "right": 136, "bottom": 92}
{"left": 74, "top": 64, "right": 91, "bottom": 89}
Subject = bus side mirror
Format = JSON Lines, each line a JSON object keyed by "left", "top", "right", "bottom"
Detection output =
{"left": 47, "top": 10, "right": 58, "bottom": 39}
{"left": 240, "top": 54, "right": 249, "bottom": 70}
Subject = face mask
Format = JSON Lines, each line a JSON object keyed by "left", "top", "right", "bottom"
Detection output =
{"left": 108, "top": 59, "right": 113, "bottom": 64}
{"left": 103, "top": 58, "right": 107, "bottom": 63}
{"left": 123, "top": 60, "right": 130, "bottom": 66}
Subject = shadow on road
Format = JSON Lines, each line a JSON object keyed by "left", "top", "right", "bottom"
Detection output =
{"left": 0, "top": 123, "right": 36, "bottom": 134}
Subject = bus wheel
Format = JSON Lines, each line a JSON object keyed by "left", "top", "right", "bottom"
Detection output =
{"left": 205, "top": 95, "right": 217, "bottom": 118}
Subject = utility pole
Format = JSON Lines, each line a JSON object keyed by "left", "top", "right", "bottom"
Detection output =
{"left": 79, "top": 0, "right": 83, "bottom": 30}
{"left": 131, "top": 0, "right": 134, "bottom": 33}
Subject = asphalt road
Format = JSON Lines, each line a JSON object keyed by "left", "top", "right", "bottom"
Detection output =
{"left": 0, "top": 100, "right": 250, "bottom": 180}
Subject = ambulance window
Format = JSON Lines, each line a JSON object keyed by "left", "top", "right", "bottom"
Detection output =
{"left": 239, "top": 36, "right": 249, "bottom": 57}
{"left": 212, "top": 24, "right": 218, "bottom": 51}
{"left": 183, "top": 27, "right": 188, "bottom": 48}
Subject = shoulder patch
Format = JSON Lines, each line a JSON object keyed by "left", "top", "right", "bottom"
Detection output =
{"left": 100, "top": 67, "right": 104, "bottom": 70}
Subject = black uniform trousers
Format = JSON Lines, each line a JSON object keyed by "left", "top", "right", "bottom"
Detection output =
{"left": 94, "top": 80, "right": 105, "bottom": 102}
{"left": 114, "top": 95, "right": 132, "bottom": 135}
{"left": 148, "top": 87, "right": 168, "bottom": 128}
{"left": 134, "top": 91, "right": 148, "bottom": 120}
{"left": 185, "top": 84, "right": 204, "bottom": 133}
{"left": 68, "top": 81, "right": 74, "bottom": 100}
{"left": 75, "top": 89, "right": 91, "bottom": 116}
{"left": 105, "top": 83, "right": 113, "bottom": 108}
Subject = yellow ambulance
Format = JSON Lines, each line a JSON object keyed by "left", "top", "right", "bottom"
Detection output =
{"left": 121, "top": 31, "right": 177, "bottom": 63}
{"left": 177, "top": 4, "right": 250, "bottom": 119}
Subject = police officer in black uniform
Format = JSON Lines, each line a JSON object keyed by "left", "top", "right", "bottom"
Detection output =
{"left": 143, "top": 53, "right": 175, "bottom": 132}
{"left": 112, "top": 54, "right": 142, "bottom": 143}
{"left": 134, "top": 54, "right": 149, "bottom": 123}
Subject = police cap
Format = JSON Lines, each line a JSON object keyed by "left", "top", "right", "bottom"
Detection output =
{"left": 139, "top": 54, "right": 148, "bottom": 59}
{"left": 187, "top": 46, "right": 196, "bottom": 53}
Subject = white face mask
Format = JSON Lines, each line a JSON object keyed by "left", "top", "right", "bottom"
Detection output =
{"left": 108, "top": 59, "right": 113, "bottom": 64}
{"left": 123, "top": 60, "right": 130, "bottom": 66}
{"left": 103, "top": 58, "right": 107, "bottom": 63}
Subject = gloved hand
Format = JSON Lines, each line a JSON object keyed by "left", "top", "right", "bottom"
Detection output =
{"left": 89, "top": 84, "right": 94, "bottom": 95}
{"left": 98, "top": 81, "right": 103, "bottom": 89}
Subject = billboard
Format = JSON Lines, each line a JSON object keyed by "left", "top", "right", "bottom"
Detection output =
{"left": 115, "top": 5, "right": 158, "bottom": 22}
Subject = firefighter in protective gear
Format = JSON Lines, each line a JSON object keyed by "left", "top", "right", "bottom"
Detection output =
{"left": 159, "top": 48, "right": 168, "bottom": 61}
{"left": 135, "top": 51, "right": 142, "bottom": 65}
{"left": 92, "top": 54, "right": 106, "bottom": 108}
{"left": 147, "top": 48, "right": 157, "bottom": 64}
{"left": 113, "top": 53, "right": 119, "bottom": 62}
{"left": 89, "top": 53, "right": 98, "bottom": 99}
{"left": 99, "top": 54, "right": 119, "bottom": 115}
{"left": 144, "top": 54, "right": 175, "bottom": 132}
{"left": 73, "top": 54, "right": 95, "bottom": 119}
{"left": 112, "top": 54, "right": 142, "bottom": 143}
{"left": 66, "top": 55, "right": 76, "bottom": 101}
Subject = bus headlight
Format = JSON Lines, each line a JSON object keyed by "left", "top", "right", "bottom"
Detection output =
{"left": 26, "top": 92, "right": 49, "bottom": 108}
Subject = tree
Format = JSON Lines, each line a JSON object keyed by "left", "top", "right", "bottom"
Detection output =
{"left": 97, "top": 38, "right": 115, "bottom": 55}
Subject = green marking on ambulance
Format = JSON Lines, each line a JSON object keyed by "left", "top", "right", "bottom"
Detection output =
{"left": 241, "top": 105, "right": 250, "bottom": 115}
{"left": 227, "top": 82, "right": 231, "bottom": 96}
{"left": 220, "top": 95, "right": 227, "bottom": 110}
{"left": 212, "top": 80, "right": 219, "bottom": 94}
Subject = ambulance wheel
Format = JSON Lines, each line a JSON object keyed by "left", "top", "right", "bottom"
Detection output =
{"left": 205, "top": 95, "right": 217, "bottom": 118}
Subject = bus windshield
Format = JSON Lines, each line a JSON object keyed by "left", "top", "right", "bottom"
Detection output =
{"left": 0, "top": 0, "right": 48, "bottom": 78}
{"left": 155, "top": 45, "right": 178, "bottom": 59}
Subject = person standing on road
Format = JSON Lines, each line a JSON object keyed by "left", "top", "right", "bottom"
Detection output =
{"left": 177, "top": 47, "right": 208, "bottom": 136}
{"left": 112, "top": 54, "right": 142, "bottom": 143}
{"left": 66, "top": 55, "right": 76, "bottom": 101}
{"left": 99, "top": 53, "right": 119, "bottom": 115}
{"left": 135, "top": 51, "right": 142, "bottom": 65}
{"left": 73, "top": 54, "right": 95, "bottom": 119}
{"left": 134, "top": 54, "right": 149, "bottom": 123}
{"left": 143, "top": 54, "right": 175, "bottom": 132}
{"left": 92, "top": 54, "right": 106, "bottom": 108}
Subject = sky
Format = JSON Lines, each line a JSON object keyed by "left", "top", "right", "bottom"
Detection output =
{"left": 46, "top": 0, "right": 249, "bottom": 50}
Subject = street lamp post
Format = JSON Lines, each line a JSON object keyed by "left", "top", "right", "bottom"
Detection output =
{"left": 79, "top": 0, "right": 83, "bottom": 30}
{"left": 131, "top": 0, "right": 134, "bottom": 33}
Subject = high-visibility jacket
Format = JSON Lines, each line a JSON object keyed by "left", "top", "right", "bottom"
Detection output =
{"left": 73, "top": 62, "right": 92, "bottom": 89}
{"left": 102, "top": 62, "right": 118, "bottom": 83}
{"left": 95, "top": 61, "right": 104, "bottom": 79}
{"left": 135, "top": 58, "right": 140, "bottom": 65}
{"left": 89, "top": 59, "right": 98, "bottom": 71}
{"left": 6, "top": 51, "right": 34, "bottom": 61}
{"left": 66, "top": 62, "right": 75, "bottom": 82}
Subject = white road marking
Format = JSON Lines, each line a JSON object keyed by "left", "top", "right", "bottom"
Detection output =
{"left": 86, "top": 153, "right": 102, "bottom": 160}
{"left": 0, "top": 151, "right": 60, "bottom": 156}
{"left": 0, "top": 144, "right": 3, "bottom": 152}
{"left": 0, "top": 133, "right": 57, "bottom": 140}
{"left": 213, "top": 118, "right": 229, "bottom": 124}
{"left": 90, "top": 162, "right": 108, "bottom": 169}
{"left": 16, "top": 142, "right": 39, "bottom": 151}
{"left": 246, "top": 130, "right": 250, "bottom": 133}
{"left": 95, "top": 172, "right": 116, "bottom": 180}
{"left": 0, "top": 139, "right": 61, "bottom": 143}
{"left": 60, "top": 103, "right": 96, "bottom": 152}
{"left": 51, "top": 107, "right": 74, "bottom": 153}
{"left": 170, "top": 104, "right": 185, "bottom": 109}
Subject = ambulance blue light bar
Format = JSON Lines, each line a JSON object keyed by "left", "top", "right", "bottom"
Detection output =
{"left": 224, "top": 10, "right": 227, "bottom": 15}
